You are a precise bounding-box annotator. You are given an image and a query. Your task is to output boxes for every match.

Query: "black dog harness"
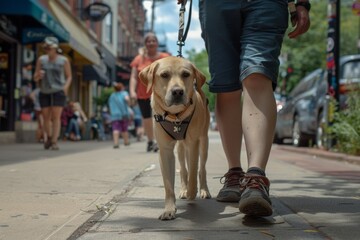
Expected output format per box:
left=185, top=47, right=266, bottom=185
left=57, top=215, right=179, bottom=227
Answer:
left=154, top=110, right=194, bottom=140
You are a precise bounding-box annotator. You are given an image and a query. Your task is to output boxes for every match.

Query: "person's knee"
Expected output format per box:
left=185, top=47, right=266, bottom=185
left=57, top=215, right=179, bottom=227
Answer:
left=243, top=73, right=272, bottom=92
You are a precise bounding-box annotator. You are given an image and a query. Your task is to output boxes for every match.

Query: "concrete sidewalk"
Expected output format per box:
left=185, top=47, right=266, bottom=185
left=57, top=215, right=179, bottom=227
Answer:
left=71, top=131, right=360, bottom=240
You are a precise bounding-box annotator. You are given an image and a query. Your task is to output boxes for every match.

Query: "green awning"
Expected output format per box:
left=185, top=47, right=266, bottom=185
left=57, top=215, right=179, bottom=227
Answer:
left=0, top=0, right=70, bottom=42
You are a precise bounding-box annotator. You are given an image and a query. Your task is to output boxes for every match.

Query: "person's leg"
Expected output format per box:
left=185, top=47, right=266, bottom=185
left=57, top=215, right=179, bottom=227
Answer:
left=138, top=99, right=157, bottom=152
left=242, top=74, right=276, bottom=170
left=216, top=90, right=243, bottom=169
left=72, top=120, right=81, bottom=140
left=111, top=120, right=120, bottom=148
left=50, top=106, right=63, bottom=149
left=120, top=120, right=130, bottom=146
left=239, top=74, right=276, bottom=216
left=65, top=119, right=74, bottom=138
left=42, top=107, right=52, bottom=149
left=215, top=90, right=245, bottom=202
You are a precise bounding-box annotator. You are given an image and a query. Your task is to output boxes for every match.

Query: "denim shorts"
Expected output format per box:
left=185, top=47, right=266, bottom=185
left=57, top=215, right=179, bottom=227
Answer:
left=199, top=0, right=289, bottom=93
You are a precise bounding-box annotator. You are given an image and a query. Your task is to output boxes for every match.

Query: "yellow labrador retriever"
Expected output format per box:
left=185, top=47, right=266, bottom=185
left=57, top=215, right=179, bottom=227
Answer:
left=139, top=56, right=211, bottom=220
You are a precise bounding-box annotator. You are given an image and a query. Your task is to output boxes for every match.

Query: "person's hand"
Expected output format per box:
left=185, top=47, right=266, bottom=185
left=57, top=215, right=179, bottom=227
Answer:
left=130, top=91, right=137, bottom=100
left=288, top=6, right=310, bottom=39
left=34, top=70, right=45, bottom=82
left=63, top=86, right=69, bottom=95
left=177, top=0, right=184, bottom=4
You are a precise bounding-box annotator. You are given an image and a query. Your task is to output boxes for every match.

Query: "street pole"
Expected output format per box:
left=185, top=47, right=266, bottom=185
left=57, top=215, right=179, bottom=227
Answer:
left=326, top=0, right=340, bottom=149
left=151, top=0, right=155, bottom=32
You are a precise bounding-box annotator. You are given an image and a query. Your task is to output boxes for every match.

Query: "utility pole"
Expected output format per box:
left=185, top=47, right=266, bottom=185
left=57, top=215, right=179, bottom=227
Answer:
left=148, top=0, right=165, bottom=32
left=151, top=0, right=155, bottom=32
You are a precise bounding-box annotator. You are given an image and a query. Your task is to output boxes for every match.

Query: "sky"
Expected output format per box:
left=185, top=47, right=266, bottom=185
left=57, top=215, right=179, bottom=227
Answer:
left=142, top=0, right=205, bottom=57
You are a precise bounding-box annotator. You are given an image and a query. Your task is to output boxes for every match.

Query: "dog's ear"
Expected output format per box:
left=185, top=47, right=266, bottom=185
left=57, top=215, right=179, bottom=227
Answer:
left=139, top=62, right=159, bottom=93
left=192, top=64, right=206, bottom=91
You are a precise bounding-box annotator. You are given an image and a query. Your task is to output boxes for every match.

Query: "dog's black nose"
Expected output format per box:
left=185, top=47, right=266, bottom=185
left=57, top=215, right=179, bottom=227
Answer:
left=172, top=88, right=184, bottom=97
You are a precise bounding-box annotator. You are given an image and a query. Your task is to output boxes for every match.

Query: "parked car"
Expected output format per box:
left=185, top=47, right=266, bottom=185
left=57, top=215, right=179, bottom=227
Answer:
left=274, top=54, right=360, bottom=147
left=274, top=92, right=286, bottom=112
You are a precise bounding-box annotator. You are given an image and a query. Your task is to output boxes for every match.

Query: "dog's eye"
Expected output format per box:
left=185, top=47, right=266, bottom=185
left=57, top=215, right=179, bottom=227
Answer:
left=182, top=71, right=190, bottom=78
left=160, top=72, right=169, bottom=78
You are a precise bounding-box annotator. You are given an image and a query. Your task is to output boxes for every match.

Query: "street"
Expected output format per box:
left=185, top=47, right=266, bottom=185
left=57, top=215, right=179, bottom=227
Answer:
left=0, top=131, right=359, bottom=240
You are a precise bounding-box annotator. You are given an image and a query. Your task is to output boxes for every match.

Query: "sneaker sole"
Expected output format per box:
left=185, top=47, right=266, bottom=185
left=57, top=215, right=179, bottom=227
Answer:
left=216, top=191, right=241, bottom=202
left=239, top=197, right=273, bottom=217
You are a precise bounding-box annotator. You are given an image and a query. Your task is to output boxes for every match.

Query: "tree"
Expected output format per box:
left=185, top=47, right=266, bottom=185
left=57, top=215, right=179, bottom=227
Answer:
left=186, top=49, right=216, bottom=111
left=280, top=0, right=359, bottom=94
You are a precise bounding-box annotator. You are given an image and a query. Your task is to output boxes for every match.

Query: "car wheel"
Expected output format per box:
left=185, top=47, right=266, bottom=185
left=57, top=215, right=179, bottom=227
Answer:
left=292, top=115, right=308, bottom=147
left=316, top=111, right=327, bottom=149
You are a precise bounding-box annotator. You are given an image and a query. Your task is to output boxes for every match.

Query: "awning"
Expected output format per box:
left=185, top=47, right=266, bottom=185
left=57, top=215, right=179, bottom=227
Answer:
left=83, top=65, right=109, bottom=86
left=49, top=0, right=100, bottom=65
left=0, top=0, right=70, bottom=42
left=117, top=65, right=131, bottom=81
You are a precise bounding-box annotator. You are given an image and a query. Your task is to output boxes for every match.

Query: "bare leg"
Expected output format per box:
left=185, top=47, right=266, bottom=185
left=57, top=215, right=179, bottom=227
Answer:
left=121, top=131, right=130, bottom=145
left=242, top=74, right=276, bottom=170
left=42, top=107, right=52, bottom=139
left=216, top=90, right=243, bottom=169
left=50, top=106, right=63, bottom=143
left=113, top=130, right=120, bottom=147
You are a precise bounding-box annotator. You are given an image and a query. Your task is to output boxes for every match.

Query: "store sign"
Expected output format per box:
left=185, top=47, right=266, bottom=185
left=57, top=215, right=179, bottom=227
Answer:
left=0, top=15, right=17, bottom=37
left=83, top=2, right=111, bottom=21
left=22, top=28, right=54, bottom=43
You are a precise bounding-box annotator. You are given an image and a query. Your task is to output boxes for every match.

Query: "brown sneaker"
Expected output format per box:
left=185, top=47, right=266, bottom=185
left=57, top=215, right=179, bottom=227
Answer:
left=216, top=168, right=245, bottom=202
left=239, top=174, right=272, bottom=217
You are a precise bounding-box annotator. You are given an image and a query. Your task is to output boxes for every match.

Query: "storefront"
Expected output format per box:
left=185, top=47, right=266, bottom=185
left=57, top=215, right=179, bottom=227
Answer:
left=0, top=0, right=70, bottom=132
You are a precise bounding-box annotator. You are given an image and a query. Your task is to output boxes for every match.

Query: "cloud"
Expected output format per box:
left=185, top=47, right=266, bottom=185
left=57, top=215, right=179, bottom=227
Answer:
left=143, top=0, right=205, bottom=56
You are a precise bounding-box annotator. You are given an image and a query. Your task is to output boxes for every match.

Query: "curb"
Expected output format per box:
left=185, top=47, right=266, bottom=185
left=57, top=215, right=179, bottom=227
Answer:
left=277, top=145, right=360, bottom=165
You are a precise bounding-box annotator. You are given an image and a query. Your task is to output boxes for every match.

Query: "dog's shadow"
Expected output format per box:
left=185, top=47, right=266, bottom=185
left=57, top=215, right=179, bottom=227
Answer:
left=176, top=198, right=234, bottom=223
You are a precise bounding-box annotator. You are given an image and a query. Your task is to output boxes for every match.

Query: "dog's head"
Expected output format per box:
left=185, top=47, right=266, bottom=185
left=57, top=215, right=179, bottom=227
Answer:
left=139, top=56, right=206, bottom=111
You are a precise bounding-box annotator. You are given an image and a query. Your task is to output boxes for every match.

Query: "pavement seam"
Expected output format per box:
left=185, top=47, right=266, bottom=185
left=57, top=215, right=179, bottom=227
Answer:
left=66, top=164, right=150, bottom=240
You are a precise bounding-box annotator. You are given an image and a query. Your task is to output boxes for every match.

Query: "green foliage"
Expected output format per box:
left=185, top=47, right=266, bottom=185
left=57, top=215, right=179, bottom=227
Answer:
left=186, top=49, right=216, bottom=111
left=280, top=0, right=359, bottom=94
left=329, top=89, right=360, bottom=155
left=93, top=87, right=114, bottom=107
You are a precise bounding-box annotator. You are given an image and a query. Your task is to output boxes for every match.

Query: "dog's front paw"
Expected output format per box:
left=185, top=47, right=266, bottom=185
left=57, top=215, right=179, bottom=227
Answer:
left=159, top=209, right=177, bottom=220
left=200, top=189, right=211, bottom=199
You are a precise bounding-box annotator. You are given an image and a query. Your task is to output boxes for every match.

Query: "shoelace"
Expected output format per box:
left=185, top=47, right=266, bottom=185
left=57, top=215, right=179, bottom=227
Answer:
left=219, top=171, right=245, bottom=187
left=240, top=175, right=270, bottom=193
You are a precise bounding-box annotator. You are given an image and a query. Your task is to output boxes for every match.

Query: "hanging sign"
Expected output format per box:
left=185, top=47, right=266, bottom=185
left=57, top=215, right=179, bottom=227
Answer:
left=83, top=2, right=111, bottom=22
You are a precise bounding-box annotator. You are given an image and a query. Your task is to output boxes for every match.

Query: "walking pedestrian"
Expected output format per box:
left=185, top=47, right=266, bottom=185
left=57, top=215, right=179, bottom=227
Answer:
left=176, top=0, right=310, bottom=216
left=129, top=32, right=170, bottom=152
left=33, top=36, right=72, bottom=150
left=108, top=82, right=131, bottom=148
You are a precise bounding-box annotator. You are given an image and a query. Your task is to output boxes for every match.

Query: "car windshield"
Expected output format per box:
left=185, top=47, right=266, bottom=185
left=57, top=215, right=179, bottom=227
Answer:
left=341, top=60, right=360, bottom=83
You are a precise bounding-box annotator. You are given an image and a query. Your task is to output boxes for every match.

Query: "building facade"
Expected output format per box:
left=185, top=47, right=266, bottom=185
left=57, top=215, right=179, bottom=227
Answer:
left=0, top=0, right=147, bottom=142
